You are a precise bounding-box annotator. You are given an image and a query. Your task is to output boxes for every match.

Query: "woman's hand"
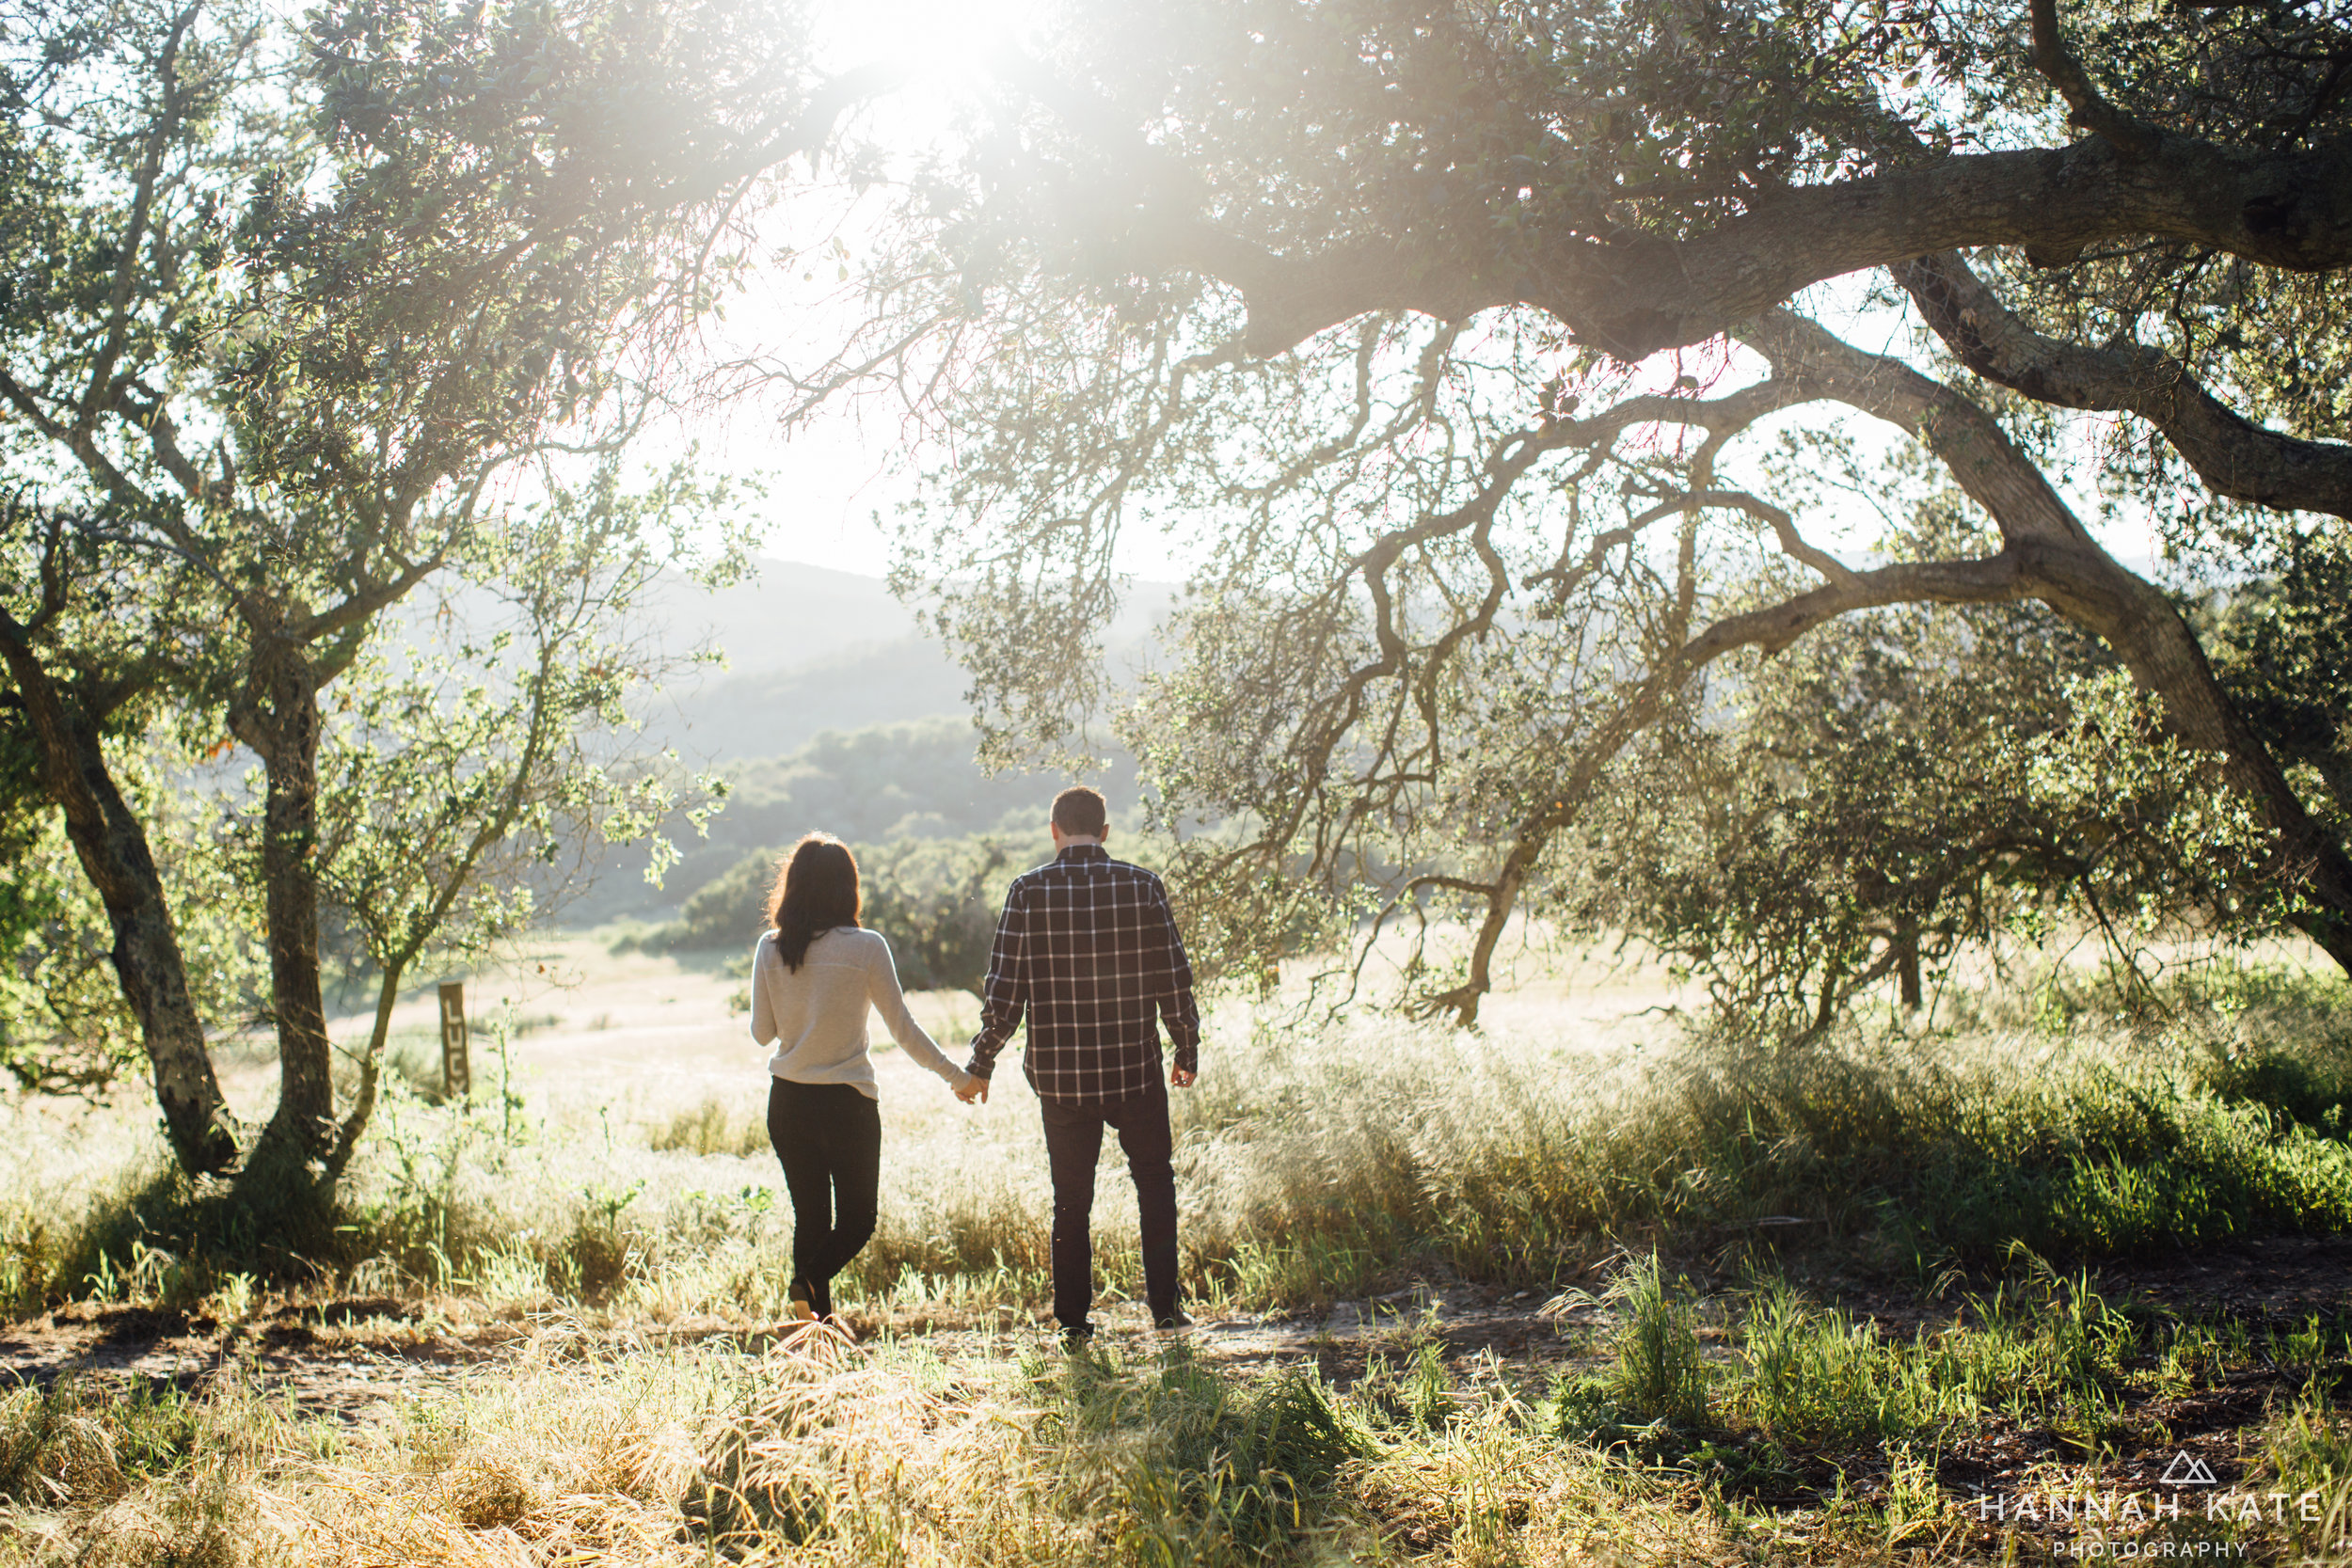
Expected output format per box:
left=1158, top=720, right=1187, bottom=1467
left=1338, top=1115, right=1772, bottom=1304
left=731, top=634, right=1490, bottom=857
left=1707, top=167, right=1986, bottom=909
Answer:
left=954, top=1072, right=988, bottom=1104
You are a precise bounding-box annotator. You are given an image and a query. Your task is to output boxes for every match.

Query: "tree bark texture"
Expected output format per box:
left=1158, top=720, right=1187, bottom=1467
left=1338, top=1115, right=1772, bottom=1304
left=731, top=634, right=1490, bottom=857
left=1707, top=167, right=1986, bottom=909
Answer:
left=0, top=612, right=234, bottom=1173
left=229, top=632, right=336, bottom=1164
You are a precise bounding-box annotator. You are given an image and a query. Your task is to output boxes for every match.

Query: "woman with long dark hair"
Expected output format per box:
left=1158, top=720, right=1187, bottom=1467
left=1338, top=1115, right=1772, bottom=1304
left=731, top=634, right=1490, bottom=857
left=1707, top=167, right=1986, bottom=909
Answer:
left=751, top=832, right=977, bottom=1323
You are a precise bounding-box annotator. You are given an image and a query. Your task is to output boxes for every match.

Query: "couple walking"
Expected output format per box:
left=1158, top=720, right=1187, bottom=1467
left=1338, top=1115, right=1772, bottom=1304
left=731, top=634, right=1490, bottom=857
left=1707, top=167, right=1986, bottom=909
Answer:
left=748, top=785, right=1199, bottom=1344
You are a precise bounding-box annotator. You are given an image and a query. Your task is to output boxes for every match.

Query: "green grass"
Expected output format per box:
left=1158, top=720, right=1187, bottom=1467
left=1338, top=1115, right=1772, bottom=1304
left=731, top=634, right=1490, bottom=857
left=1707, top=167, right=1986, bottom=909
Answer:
left=4, top=1253, right=2352, bottom=1564
left=1727, top=1268, right=2142, bottom=1451
left=6, top=958, right=2352, bottom=1562
left=1600, top=1251, right=1711, bottom=1430
left=6, top=962, right=2352, bottom=1321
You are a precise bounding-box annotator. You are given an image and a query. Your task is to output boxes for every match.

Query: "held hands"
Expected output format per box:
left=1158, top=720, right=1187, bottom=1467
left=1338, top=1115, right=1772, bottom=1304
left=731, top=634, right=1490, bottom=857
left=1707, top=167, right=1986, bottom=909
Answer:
left=952, top=1070, right=1182, bottom=1100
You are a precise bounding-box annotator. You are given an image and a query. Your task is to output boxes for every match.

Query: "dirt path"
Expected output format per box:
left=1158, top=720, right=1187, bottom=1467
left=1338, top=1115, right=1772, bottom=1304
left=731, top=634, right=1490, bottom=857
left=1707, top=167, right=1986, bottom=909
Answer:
left=0, top=1285, right=1570, bottom=1420
left=8, top=1236, right=2348, bottom=1422
left=0, top=1297, right=525, bottom=1420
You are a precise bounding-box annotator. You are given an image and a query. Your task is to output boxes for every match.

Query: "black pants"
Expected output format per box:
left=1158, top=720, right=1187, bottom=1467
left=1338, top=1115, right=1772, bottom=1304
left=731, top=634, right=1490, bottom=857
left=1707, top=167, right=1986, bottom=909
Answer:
left=1041, top=1078, right=1180, bottom=1332
left=766, top=1077, right=881, bottom=1319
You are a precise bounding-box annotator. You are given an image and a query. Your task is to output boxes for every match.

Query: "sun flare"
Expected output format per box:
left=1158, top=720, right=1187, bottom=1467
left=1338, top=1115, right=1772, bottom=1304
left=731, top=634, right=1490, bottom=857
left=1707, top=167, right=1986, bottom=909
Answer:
left=814, top=0, right=1041, bottom=85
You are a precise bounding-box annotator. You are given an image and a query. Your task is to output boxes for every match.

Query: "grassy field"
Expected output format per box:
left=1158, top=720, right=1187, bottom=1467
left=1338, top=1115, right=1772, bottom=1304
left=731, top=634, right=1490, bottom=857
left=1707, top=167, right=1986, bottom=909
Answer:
left=4, top=935, right=2352, bottom=1563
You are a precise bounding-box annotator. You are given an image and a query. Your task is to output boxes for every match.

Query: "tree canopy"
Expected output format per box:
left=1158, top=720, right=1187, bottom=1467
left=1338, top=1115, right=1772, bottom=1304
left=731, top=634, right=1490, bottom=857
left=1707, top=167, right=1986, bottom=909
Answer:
left=783, top=0, right=2352, bottom=1021
left=0, top=0, right=851, bottom=1180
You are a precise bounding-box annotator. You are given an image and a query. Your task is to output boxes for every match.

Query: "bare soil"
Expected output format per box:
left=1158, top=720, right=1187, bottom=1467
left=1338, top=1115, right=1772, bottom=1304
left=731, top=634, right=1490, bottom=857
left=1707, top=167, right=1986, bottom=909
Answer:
left=7, top=1234, right=2345, bottom=1419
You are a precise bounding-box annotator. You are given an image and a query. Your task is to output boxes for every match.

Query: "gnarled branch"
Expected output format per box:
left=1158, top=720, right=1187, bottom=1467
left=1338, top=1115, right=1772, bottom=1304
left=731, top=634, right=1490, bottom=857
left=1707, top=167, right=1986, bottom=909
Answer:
left=1899, top=248, right=2352, bottom=519
left=2027, top=0, right=2163, bottom=161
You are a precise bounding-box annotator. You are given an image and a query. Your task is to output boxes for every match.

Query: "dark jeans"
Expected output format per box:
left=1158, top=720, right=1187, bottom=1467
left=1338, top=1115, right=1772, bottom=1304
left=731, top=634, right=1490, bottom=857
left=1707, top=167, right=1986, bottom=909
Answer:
left=767, top=1077, right=881, bottom=1319
left=1041, top=1078, right=1180, bottom=1332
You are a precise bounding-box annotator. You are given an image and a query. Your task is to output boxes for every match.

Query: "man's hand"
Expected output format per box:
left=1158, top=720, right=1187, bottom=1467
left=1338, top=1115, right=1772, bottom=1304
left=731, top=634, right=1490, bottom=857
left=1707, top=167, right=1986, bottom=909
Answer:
left=1169, top=1067, right=1197, bottom=1089
left=956, top=1075, right=990, bottom=1104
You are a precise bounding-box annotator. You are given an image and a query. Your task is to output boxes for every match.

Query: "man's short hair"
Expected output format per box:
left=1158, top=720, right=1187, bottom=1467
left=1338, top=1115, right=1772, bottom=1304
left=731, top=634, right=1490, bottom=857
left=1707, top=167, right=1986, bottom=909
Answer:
left=1052, top=785, right=1108, bottom=837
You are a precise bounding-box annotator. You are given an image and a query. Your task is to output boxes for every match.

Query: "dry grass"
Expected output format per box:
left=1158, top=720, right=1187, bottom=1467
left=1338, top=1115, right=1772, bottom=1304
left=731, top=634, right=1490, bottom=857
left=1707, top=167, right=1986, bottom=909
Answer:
left=7, top=946, right=2352, bottom=1563
left=0, top=1320, right=1799, bottom=1568
left=12, top=1298, right=2346, bottom=1567
left=8, top=1252, right=2352, bottom=1564
left=8, top=951, right=2352, bottom=1326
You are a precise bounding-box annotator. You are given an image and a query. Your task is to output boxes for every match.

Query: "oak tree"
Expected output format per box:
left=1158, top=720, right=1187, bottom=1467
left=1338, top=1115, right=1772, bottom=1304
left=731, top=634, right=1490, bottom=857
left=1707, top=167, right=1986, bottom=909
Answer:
left=799, top=0, right=2352, bottom=1019
left=0, top=0, right=840, bottom=1178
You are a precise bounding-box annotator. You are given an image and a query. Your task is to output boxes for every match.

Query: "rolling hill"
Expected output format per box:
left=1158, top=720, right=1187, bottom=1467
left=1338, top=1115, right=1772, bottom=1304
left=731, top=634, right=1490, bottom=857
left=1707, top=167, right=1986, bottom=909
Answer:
left=563, top=558, right=1164, bottom=924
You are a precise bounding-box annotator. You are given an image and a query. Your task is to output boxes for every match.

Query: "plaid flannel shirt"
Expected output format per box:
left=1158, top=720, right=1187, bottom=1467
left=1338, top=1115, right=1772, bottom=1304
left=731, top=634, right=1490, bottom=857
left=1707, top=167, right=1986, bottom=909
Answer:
left=964, top=844, right=1201, bottom=1104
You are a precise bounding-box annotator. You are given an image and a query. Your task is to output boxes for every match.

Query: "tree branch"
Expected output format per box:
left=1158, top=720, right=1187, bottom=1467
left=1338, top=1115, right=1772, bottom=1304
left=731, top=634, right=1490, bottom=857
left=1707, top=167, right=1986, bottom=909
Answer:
left=2028, top=0, right=2163, bottom=160
left=79, top=5, right=199, bottom=435
left=1738, top=308, right=2100, bottom=550
left=1898, top=247, right=2352, bottom=519
left=1012, top=82, right=2352, bottom=363
left=109, top=378, right=220, bottom=505
left=1680, top=554, right=2035, bottom=665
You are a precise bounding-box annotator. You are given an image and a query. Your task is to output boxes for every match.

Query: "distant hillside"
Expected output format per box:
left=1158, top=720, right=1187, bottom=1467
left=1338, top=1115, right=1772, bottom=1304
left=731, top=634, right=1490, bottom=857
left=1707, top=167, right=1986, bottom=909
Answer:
left=629, top=556, right=1173, bottom=765
left=645, top=638, right=975, bottom=763
left=563, top=559, right=1167, bottom=924
left=721, top=718, right=1113, bottom=845
left=567, top=713, right=1143, bottom=926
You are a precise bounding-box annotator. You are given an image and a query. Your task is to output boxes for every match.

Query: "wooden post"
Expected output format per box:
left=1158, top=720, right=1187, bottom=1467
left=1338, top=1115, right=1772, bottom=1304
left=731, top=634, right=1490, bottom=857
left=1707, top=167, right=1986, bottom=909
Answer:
left=437, top=981, right=470, bottom=1097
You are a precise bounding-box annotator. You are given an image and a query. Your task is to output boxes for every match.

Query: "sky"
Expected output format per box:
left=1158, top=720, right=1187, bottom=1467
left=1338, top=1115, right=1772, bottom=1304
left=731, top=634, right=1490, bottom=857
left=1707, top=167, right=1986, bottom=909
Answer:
left=658, top=0, right=1043, bottom=578
left=234, top=0, right=1039, bottom=578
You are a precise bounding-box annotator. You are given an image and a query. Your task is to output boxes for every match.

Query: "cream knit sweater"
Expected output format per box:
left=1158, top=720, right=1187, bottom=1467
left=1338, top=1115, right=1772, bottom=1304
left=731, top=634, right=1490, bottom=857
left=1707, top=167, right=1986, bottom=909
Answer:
left=749, top=926, right=972, bottom=1099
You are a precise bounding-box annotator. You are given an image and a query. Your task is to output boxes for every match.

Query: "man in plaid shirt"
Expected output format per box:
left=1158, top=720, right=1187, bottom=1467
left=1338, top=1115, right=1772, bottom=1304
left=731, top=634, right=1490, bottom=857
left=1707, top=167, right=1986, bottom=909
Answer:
left=958, top=785, right=1200, bottom=1341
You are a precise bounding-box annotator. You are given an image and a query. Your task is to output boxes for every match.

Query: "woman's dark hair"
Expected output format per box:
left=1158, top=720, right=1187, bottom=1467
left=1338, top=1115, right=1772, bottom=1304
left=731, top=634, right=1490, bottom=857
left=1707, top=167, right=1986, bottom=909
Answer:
left=768, top=833, right=861, bottom=971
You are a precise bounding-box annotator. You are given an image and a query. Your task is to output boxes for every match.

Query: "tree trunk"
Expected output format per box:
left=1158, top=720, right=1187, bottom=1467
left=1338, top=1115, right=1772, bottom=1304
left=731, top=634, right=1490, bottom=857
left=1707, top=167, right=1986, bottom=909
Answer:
left=1811, top=961, right=1843, bottom=1036
left=324, top=962, right=405, bottom=1181
left=0, top=616, right=234, bottom=1174
left=2027, top=540, right=2352, bottom=974
left=1894, top=919, right=1923, bottom=1012
left=230, top=639, right=337, bottom=1165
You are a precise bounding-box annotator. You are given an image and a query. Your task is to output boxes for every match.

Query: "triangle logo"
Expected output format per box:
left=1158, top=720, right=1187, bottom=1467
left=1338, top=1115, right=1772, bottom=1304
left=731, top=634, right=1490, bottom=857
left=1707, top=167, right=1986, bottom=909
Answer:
left=2160, top=1451, right=2217, bottom=1487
